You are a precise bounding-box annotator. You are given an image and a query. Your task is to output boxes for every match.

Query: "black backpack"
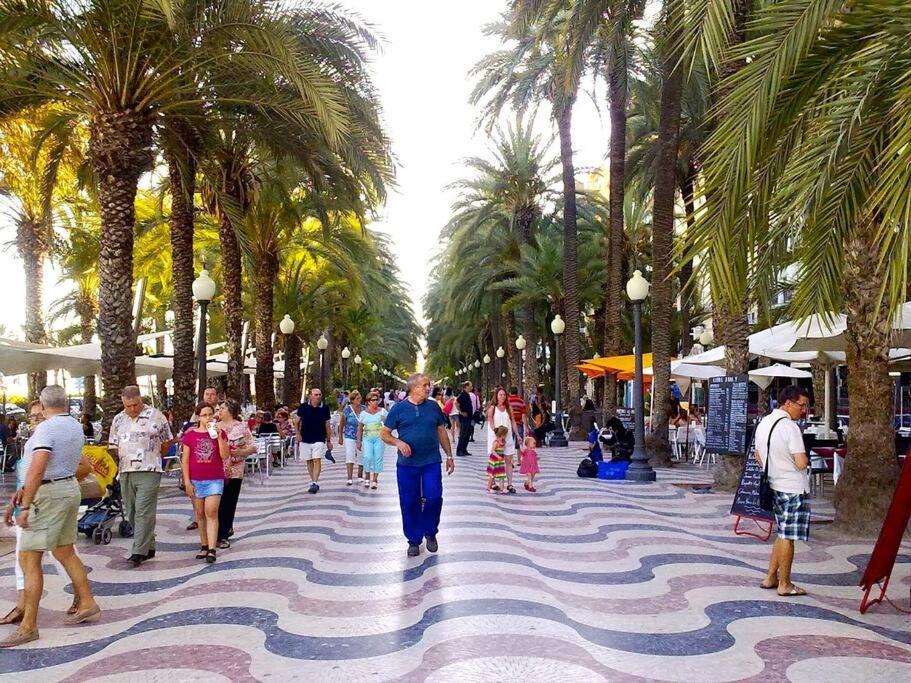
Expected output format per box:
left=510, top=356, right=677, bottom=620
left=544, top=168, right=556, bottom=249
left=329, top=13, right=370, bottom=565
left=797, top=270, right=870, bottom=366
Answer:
left=577, top=458, right=598, bottom=478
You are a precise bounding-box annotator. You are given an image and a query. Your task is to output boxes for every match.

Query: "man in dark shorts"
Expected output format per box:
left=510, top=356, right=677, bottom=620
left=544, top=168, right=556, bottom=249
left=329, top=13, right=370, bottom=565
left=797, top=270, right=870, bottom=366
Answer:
left=382, top=373, right=454, bottom=557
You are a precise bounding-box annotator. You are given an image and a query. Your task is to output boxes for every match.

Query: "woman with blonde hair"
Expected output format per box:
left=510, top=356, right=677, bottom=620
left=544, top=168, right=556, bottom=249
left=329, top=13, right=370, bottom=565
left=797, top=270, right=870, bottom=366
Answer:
left=486, top=387, right=520, bottom=494
left=339, top=390, right=364, bottom=486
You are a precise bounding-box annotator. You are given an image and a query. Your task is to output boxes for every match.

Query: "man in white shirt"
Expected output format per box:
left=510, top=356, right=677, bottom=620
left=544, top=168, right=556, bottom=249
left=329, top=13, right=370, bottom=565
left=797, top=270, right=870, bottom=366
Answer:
left=754, top=385, right=810, bottom=597
left=109, top=386, right=174, bottom=567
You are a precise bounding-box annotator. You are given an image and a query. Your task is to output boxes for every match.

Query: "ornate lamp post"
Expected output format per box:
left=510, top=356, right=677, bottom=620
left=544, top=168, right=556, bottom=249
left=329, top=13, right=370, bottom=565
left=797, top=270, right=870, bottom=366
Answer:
left=316, top=334, right=329, bottom=390
left=279, top=314, right=295, bottom=405
left=371, top=362, right=378, bottom=389
left=625, top=269, right=656, bottom=482
left=354, top=354, right=362, bottom=392
left=550, top=314, right=568, bottom=447
left=496, top=346, right=505, bottom=384
left=474, top=359, right=481, bottom=393
left=192, top=270, right=216, bottom=402
left=341, top=346, right=351, bottom=388
left=483, top=353, right=491, bottom=395
left=515, top=335, right=527, bottom=397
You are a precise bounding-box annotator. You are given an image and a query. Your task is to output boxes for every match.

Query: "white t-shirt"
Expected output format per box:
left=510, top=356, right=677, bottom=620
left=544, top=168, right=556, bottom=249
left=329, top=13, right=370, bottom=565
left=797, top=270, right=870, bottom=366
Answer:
left=754, top=408, right=809, bottom=494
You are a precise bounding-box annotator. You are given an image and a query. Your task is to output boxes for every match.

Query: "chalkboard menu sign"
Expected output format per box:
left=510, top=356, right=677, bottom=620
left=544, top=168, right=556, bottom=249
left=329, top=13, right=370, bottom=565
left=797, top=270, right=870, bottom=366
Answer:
left=615, top=408, right=635, bottom=430
left=705, top=375, right=749, bottom=455
left=730, top=453, right=775, bottom=522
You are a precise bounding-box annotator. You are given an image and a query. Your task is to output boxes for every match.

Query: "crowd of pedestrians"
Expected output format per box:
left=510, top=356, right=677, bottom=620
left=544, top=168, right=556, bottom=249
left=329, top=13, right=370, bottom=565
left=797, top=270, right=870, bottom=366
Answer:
left=0, top=375, right=557, bottom=648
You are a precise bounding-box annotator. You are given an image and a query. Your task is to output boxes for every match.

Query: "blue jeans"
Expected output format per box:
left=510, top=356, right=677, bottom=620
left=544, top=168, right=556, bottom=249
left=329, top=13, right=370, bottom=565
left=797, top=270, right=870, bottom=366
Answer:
left=396, top=462, right=443, bottom=545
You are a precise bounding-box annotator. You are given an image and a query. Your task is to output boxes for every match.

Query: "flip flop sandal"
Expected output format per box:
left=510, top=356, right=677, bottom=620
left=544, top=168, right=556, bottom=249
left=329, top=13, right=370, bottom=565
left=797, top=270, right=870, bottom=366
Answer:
left=67, top=596, right=80, bottom=615
left=195, top=545, right=209, bottom=560
left=759, top=581, right=778, bottom=590
left=778, top=585, right=807, bottom=597
left=0, top=607, right=23, bottom=625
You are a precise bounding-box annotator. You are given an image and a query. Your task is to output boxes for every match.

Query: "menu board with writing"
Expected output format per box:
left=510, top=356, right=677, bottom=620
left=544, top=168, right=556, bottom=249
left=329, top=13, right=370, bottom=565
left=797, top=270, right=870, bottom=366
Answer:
left=730, top=451, right=775, bottom=522
left=705, top=375, right=749, bottom=456
left=614, top=408, right=635, bottom=430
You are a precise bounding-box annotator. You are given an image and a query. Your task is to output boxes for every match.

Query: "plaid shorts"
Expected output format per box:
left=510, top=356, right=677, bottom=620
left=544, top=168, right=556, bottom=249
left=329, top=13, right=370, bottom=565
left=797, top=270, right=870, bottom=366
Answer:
left=773, top=491, right=811, bottom=541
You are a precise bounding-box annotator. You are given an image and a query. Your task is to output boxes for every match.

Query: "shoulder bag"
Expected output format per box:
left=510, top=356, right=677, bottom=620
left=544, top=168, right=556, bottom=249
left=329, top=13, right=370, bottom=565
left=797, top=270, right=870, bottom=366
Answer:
left=759, top=417, right=788, bottom=512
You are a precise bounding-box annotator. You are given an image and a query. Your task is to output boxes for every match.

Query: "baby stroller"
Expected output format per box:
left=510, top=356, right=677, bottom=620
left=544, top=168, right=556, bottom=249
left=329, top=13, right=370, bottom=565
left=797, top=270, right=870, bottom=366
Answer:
left=78, top=477, right=131, bottom=545
left=599, top=417, right=634, bottom=462
left=77, top=445, right=132, bottom=545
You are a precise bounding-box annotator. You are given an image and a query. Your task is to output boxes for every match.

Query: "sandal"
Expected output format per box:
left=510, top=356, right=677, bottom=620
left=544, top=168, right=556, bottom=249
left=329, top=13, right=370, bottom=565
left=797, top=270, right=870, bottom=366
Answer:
left=195, top=545, right=209, bottom=560
left=217, top=539, right=230, bottom=549
left=0, top=607, right=23, bottom=625
left=205, top=549, right=217, bottom=564
left=67, top=596, right=80, bottom=615
left=506, top=485, right=517, bottom=494
left=759, top=580, right=778, bottom=590
left=777, top=585, right=807, bottom=597
left=492, top=485, right=501, bottom=492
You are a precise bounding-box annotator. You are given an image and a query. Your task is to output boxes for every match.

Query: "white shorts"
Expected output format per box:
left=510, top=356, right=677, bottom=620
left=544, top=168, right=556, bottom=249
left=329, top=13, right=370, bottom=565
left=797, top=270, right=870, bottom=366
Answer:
left=299, top=441, right=327, bottom=461
left=344, top=438, right=361, bottom=465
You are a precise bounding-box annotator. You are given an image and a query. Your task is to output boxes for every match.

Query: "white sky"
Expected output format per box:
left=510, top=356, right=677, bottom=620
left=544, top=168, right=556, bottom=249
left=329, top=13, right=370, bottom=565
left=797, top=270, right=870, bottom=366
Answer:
left=0, top=0, right=610, bottom=342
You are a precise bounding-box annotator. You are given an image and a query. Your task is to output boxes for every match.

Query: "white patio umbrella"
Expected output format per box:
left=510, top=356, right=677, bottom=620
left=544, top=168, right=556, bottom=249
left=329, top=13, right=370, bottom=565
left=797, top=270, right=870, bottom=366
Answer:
left=748, top=363, right=812, bottom=389
left=788, top=302, right=911, bottom=352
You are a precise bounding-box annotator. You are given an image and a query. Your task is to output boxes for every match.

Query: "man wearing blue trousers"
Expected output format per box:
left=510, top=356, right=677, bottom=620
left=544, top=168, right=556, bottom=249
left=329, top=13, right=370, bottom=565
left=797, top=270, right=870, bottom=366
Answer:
left=382, top=373, right=454, bottom=557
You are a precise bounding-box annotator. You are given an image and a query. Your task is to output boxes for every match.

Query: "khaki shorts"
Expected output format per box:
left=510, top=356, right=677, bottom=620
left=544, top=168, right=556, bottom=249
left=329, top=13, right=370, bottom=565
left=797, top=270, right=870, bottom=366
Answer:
left=299, top=441, right=327, bottom=461
left=20, top=478, right=80, bottom=552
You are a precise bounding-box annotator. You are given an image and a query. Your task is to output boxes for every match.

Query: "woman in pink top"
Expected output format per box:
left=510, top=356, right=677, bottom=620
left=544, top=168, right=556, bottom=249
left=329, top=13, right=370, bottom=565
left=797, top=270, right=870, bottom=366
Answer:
left=181, top=403, right=229, bottom=563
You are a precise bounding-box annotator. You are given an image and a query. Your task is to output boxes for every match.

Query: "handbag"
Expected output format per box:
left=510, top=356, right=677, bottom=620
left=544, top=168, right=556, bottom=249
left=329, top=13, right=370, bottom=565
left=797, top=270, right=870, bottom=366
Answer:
left=759, top=417, right=788, bottom=512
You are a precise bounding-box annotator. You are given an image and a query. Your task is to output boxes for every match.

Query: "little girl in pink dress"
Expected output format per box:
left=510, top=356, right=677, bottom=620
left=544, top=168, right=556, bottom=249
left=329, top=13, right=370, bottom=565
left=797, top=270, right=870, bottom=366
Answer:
left=519, top=436, right=540, bottom=492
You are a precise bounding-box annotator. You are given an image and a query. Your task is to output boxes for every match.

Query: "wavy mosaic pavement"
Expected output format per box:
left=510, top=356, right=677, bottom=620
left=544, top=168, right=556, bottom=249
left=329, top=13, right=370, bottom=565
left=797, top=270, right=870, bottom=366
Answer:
left=1, top=439, right=910, bottom=682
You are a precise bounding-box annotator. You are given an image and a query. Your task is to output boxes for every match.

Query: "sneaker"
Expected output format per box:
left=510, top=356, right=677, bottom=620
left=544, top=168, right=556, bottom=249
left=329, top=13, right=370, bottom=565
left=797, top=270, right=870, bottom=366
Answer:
left=346, top=479, right=353, bottom=486
left=371, top=482, right=377, bottom=489
left=364, top=479, right=371, bottom=488
left=407, top=543, right=421, bottom=557
left=308, top=482, right=319, bottom=494
left=426, top=536, right=438, bottom=553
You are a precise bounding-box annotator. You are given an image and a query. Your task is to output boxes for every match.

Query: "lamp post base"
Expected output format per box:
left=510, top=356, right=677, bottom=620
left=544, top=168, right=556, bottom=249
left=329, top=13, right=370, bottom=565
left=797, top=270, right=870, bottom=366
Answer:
left=549, top=411, right=568, bottom=447
left=625, top=444, right=657, bottom=481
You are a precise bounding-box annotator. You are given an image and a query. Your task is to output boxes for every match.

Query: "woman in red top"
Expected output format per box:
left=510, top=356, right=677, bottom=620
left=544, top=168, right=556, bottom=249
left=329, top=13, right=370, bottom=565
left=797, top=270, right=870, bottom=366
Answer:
left=181, top=403, right=229, bottom=563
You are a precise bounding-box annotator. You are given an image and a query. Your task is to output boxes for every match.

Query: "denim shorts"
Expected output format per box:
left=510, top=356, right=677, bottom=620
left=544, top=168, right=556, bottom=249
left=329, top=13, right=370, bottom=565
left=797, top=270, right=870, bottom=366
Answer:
left=192, top=479, right=225, bottom=498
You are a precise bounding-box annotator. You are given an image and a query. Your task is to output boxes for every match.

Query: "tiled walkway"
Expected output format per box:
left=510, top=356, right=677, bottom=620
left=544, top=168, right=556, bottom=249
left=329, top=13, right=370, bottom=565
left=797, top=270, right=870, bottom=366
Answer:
left=1, top=440, right=910, bottom=681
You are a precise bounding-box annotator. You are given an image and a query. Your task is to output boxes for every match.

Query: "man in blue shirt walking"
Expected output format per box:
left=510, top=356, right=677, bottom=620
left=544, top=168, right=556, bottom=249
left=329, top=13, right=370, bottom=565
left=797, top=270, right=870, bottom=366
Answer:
left=382, top=373, right=454, bottom=557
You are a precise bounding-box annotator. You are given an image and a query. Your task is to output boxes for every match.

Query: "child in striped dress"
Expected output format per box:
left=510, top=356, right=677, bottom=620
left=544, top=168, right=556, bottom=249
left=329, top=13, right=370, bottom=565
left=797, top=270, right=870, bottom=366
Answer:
left=486, top=426, right=509, bottom=493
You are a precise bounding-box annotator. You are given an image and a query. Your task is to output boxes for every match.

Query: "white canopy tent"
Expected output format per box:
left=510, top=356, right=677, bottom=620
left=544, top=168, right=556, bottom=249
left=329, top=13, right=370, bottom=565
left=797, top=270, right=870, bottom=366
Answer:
left=748, top=363, right=813, bottom=390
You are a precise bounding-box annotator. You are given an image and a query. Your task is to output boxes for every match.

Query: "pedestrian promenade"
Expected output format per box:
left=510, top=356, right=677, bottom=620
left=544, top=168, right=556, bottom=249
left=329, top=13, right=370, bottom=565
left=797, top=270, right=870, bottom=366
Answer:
left=1, top=441, right=910, bottom=681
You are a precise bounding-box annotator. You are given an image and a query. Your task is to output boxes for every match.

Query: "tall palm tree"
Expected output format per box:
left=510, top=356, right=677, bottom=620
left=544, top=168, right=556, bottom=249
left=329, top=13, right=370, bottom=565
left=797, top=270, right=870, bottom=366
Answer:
left=0, top=111, right=80, bottom=396
left=688, top=0, right=911, bottom=532
left=471, top=12, right=585, bottom=409
left=0, top=0, right=358, bottom=434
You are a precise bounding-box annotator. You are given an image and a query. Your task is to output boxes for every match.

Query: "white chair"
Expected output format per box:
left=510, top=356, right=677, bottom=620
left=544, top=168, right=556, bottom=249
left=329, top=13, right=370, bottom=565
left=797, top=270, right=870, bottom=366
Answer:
left=692, top=427, right=714, bottom=467
left=259, top=433, right=282, bottom=473
left=248, top=436, right=274, bottom=485
left=669, top=427, right=682, bottom=461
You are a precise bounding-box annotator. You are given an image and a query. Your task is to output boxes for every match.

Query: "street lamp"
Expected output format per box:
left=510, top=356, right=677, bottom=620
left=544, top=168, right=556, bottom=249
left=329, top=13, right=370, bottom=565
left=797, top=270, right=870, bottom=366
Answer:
left=496, top=346, right=505, bottom=386
left=279, top=314, right=295, bottom=405
left=354, top=353, right=362, bottom=391
left=625, top=269, right=656, bottom=482
left=316, top=334, right=329, bottom=389
left=192, top=269, right=216, bottom=402
left=516, top=334, right=527, bottom=397
left=483, top=353, right=491, bottom=395
left=341, top=346, right=351, bottom=388
left=550, top=314, right=568, bottom=447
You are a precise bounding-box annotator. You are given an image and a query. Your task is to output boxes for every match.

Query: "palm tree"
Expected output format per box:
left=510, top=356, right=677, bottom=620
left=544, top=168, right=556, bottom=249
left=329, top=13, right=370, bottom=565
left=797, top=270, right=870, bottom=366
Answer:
left=471, top=12, right=585, bottom=410
left=0, top=111, right=80, bottom=396
left=688, top=0, right=911, bottom=532
left=0, top=0, right=364, bottom=433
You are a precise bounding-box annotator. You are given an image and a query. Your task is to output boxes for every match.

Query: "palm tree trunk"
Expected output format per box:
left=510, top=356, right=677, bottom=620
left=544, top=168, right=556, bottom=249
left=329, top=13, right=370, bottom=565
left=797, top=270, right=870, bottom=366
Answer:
left=649, top=2, right=685, bottom=467
left=89, top=111, right=152, bottom=440
left=285, top=333, right=302, bottom=405
left=679, top=170, right=697, bottom=356
left=17, top=218, right=49, bottom=399
left=604, top=63, right=628, bottom=418
left=77, top=297, right=97, bottom=417
left=712, top=298, right=752, bottom=489
left=504, top=312, right=519, bottom=389
left=166, top=147, right=197, bottom=429
left=556, top=104, right=582, bottom=417
left=254, top=251, right=278, bottom=410
left=834, top=222, right=900, bottom=534
left=218, top=212, right=244, bottom=401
